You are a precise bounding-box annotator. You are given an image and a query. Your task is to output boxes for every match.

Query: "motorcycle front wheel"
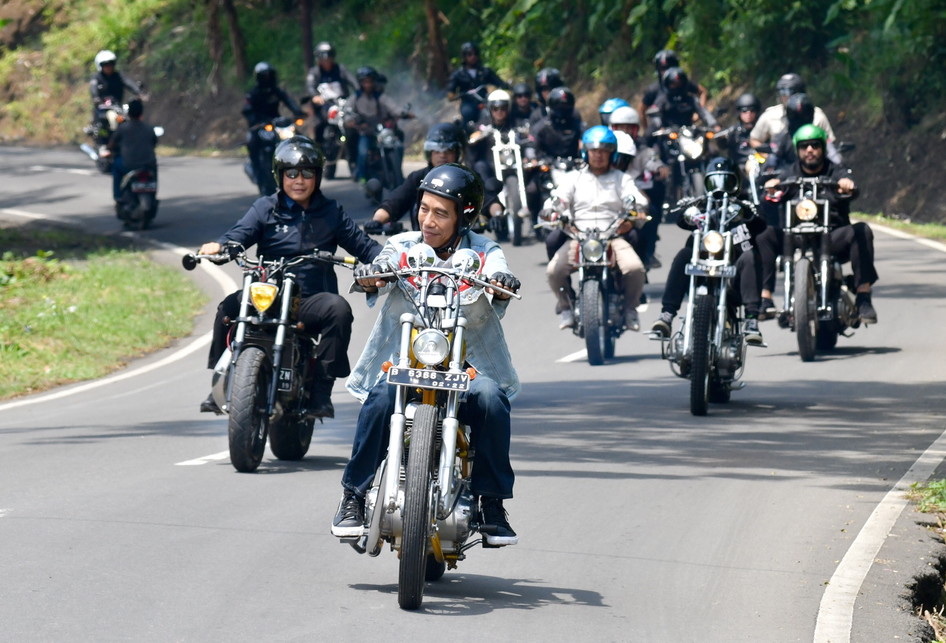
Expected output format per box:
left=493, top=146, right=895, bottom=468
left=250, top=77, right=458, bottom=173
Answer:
left=268, top=415, right=314, bottom=461
left=503, top=175, right=523, bottom=247
left=793, top=258, right=817, bottom=362
left=398, top=403, right=438, bottom=610
left=581, top=280, right=612, bottom=366
left=689, top=293, right=715, bottom=416
left=227, top=346, right=271, bottom=472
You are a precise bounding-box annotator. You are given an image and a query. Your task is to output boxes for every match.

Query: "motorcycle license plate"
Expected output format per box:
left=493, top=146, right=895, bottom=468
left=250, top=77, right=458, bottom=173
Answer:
left=278, top=368, right=292, bottom=391
left=386, top=367, right=470, bottom=391
left=685, top=263, right=736, bottom=278
left=131, top=182, right=157, bottom=192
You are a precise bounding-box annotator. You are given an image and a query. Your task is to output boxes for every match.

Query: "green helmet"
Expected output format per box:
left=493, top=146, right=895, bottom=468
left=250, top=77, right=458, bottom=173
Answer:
left=792, top=124, right=826, bottom=149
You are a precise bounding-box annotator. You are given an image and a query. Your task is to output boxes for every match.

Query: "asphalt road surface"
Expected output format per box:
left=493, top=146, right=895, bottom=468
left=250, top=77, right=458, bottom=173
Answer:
left=1, top=146, right=945, bottom=641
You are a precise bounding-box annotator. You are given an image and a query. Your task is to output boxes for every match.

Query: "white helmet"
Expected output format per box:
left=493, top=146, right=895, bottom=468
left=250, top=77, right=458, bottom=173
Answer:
left=487, top=89, right=511, bottom=110
left=94, top=50, right=117, bottom=70
left=613, top=130, right=637, bottom=158
left=609, top=105, right=641, bottom=127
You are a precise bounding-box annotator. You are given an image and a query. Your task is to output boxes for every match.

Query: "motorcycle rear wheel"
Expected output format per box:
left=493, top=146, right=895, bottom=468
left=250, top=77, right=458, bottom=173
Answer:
left=794, top=258, right=817, bottom=362
left=399, top=403, right=438, bottom=610
left=581, top=280, right=611, bottom=366
left=228, top=346, right=271, bottom=473
left=689, top=293, right=715, bottom=416
left=269, top=416, right=314, bottom=461
left=504, top=175, right=523, bottom=247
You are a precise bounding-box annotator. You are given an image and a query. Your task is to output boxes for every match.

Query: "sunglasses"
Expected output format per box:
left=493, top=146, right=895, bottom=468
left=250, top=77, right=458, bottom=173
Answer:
left=284, top=168, right=316, bottom=179
left=490, top=105, right=509, bottom=111
left=738, top=106, right=757, bottom=113
left=797, top=141, right=823, bottom=150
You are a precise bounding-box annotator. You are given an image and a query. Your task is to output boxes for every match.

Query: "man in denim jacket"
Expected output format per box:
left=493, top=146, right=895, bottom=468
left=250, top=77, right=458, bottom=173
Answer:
left=331, top=163, right=522, bottom=546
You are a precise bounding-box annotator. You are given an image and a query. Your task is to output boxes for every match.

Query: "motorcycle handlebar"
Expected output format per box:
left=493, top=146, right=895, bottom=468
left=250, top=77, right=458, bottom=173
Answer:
left=182, top=249, right=356, bottom=271
left=362, top=266, right=522, bottom=300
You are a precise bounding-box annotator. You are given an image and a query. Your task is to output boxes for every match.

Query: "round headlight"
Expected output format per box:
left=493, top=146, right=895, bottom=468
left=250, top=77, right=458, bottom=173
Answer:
left=412, top=329, right=450, bottom=366
left=581, top=239, right=605, bottom=262
left=702, top=230, right=724, bottom=255
left=249, top=282, right=278, bottom=313
left=795, top=199, right=818, bottom=222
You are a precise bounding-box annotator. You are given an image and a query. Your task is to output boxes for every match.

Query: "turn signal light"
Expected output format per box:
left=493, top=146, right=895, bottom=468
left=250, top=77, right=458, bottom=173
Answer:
left=264, top=124, right=274, bottom=132
left=466, top=367, right=477, bottom=380
left=295, top=118, right=305, bottom=127
left=381, top=361, right=393, bottom=373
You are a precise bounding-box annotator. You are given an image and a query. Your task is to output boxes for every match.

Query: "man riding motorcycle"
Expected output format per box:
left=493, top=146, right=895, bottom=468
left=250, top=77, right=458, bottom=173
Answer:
left=304, top=41, right=358, bottom=148
left=366, top=122, right=464, bottom=232
left=350, top=66, right=409, bottom=184
left=749, top=73, right=836, bottom=150
left=107, top=98, right=157, bottom=216
left=545, top=126, right=649, bottom=331
left=88, top=49, right=143, bottom=145
left=446, top=41, right=509, bottom=130
left=197, top=136, right=381, bottom=417
left=333, top=163, right=521, bottom=546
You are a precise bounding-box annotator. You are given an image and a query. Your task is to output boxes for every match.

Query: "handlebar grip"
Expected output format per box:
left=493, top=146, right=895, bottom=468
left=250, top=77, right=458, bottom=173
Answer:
left=182, top=254, right=198, bottom=271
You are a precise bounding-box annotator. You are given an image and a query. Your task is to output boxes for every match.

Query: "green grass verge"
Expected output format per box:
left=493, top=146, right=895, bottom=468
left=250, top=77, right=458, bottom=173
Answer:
left=854, top=212, right=946, bottom=242
left=0, top=228, right=206, bottom=400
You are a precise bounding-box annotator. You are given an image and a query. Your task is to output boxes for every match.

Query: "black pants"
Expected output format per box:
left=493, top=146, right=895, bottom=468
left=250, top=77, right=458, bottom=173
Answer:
left=660, top=240, right=761, bottom=317
left=207, top=290, right=354, bottom=379
left=755, top=222, right=879, bottom=293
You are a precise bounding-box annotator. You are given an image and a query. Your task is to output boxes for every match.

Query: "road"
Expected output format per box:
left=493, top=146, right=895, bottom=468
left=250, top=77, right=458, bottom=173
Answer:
left=1, top=146, right=945, bottom=641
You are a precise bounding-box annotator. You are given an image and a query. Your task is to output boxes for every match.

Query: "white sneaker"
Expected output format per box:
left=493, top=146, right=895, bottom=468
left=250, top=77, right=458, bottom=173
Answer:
left=558, top=310, right=575, bottom=330
left=625, top=309, right=640, bottom=332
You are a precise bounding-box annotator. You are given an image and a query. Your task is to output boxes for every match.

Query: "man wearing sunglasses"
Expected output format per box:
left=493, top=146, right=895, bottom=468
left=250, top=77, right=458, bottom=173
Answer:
left=197, top=136, right=382, bottom=417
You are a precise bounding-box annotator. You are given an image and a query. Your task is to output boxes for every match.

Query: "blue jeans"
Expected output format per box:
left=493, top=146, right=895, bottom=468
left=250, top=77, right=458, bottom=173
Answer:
left=341, top=376, right=515, bottom=499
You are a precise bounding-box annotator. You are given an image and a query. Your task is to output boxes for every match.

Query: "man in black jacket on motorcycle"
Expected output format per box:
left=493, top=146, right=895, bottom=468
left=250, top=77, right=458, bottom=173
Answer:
left=650, top=158, right=768, bottom=345
left=107, top=98, right=157, bottom=214
left=89, top=49, right=143, bottom=145
left=446, top=42, right=509, bottom=131
left=760, top=124, right=878, bottom=323
left=198, top=136, right=382, bottom=418
left=365, top=122, right=464, bottom=233
left=304, top=41, right=358, bottom=145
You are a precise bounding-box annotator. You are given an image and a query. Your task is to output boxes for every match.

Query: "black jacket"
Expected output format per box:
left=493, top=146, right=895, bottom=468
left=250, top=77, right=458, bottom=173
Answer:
left=217, top=192, right=382, bottom=296
left=109, top=119, right=157, bottom=170
left=241, top=86, right=303, bottom=127
left=776, top=159, right=858, bottom=229
left=447, top=66, right=508, bottom=105
left=378, top=166, right=429, bottom=230
left=89, top=71, right=141, bottom=105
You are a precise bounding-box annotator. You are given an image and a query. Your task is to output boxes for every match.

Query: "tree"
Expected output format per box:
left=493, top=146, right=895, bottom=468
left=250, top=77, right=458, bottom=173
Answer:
left=424, top=0, right=449, bottom=88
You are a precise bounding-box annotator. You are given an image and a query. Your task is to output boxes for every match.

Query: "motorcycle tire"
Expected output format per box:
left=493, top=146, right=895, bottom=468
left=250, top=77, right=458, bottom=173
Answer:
left=793, top=258, right=818, bottom=362
left=425, top=554, right=446, bottom=582
left=816, top=321, right=839, bottom=350
left=322, top=133, right=339, bottom=180
left=227, top=346, right=271, bottom=473
left=268, top=416, right=314, bottom=461
left=135, top=193, right=155, bottom=231
left=689, top=293, right=715, bottom=416
left=399, top=403, right=438, bottom=611
left=503, top=175, right=524, bottom=247
left=581, top=280, right=612, bottom=366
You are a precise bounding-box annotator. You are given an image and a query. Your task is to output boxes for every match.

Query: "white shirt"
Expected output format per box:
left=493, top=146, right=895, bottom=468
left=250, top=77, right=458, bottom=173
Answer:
left=750, top=103, right=836, bottom=143
left=549, top=166, right=649, bottom=232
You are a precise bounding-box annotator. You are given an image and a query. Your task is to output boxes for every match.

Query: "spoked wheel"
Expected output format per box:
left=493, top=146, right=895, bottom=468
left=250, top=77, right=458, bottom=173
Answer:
left=268, top=416, right=314, bottom=461
left=398, top=404, right=438, bottom=610
left=504, top=175, right=524, bottom=247
left=689, top=293, right=715, bottom=416
left=793, top=258, right=817, bottom=362
left=227, top=346, right=271, bottom=472
left=581, top=280, right=610, bottom=366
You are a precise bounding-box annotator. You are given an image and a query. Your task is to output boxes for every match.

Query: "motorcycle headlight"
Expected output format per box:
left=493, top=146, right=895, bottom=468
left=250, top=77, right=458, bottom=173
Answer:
left=250, top=282, right=278, bottom=314
left=412, top=329, right=450, bottom=366
left=582, top=238, right=605, bottom=263
left=680, top=136, right=704, bottom=159
left=702, top=230, right=724, bottom=255
left=795, top=199, right=818, bottom=222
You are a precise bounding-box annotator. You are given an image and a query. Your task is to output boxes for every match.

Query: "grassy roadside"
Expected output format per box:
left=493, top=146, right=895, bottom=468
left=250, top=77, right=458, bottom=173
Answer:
left=0, top=224, right=206, bottom=400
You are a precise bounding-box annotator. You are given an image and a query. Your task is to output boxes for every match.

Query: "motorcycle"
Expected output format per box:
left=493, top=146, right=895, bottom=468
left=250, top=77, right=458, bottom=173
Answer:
left=80, top=99, right=127, bottom=173
left=547, top=199, right=647, bottom=365
left=182, top=243, right=356, bottom=473
left=775, top=176, right=861, bottom=361
left=244, top=115, right=306, bottom=195
left=651, top=125, right=714, bottom=213
left=314, top=81, right=352, bottom=180
left=469, top=125, right=532, bottom=246
left=340, top=243, right=519, bottom=611
left=654, top=194, right=757, bottom=416
left=363, top=107, right=412, bottom=205
left=116, top=165, right=159, bottom=230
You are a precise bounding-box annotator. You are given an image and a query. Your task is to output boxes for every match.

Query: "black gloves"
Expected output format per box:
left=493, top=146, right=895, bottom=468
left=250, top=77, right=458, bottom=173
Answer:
left=490, top=271, right=520, bottom=294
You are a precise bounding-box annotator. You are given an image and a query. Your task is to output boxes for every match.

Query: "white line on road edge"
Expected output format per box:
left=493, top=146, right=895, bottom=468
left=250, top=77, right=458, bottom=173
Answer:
left=556, top=349, right=588, bottom=363
left=0, top=208, right=239, bottom=412
left=175, top=450, right=231, bottom=466
left=814, top=221, right=946, bottom=643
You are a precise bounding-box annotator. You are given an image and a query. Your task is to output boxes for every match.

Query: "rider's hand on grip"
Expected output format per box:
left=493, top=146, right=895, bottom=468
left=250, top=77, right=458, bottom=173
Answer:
left=488, top=272, right=520, bottom=300
left=354, top=262, right=391, bottom=292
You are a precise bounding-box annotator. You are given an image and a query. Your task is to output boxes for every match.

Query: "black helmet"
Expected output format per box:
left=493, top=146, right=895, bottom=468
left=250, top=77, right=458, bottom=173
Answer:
left=272, top=136, right=325, bottom=190
left=535, top=67, right=563, bottom=95
left=356, top=65, right=378, bottom=82
left=548, top=86, right=575, bottom=111
left=461, top=41, right=479, bottom=57
left=654, top=49, right=679, bottom=74
left=512, top=82, right=531, bottom=99
left=417, top=163, right=484, bottom=238
left=662, top=67, right=688, bottom=95
left=703, top=157, right=740, bottom=195
left=315, top=41, right=335, bottom=59
left=785, top=92, right=815, bottom=135
left=734, top=92, right=761, bottom=113
left=423, top=122, right=464, bottom=164
left=776, top=72, right=805, bottom=97
left=254, top=61, right=277, bottom=88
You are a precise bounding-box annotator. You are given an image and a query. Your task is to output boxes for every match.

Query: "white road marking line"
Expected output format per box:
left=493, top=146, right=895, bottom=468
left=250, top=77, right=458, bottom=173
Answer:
left=557, top=349, right=588, bottom=363
left=28, top=164, right=97, bottom=176
left=175, top=451, right=231, bottom=466
left=814, top=428, right=946, bottom=642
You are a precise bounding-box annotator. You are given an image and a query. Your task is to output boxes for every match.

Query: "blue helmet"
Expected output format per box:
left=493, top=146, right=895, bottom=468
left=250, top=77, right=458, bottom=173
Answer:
left=598, top=97, right=630, bottom=125
left=581, top=125, right=618, bottom=164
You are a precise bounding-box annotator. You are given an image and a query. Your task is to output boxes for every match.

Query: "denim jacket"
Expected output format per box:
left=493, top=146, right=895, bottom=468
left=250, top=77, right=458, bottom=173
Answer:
left=346, top=230, right=520, bottom=402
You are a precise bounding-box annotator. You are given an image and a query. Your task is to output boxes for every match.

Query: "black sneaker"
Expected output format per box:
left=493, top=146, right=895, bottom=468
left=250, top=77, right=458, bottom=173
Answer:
left=856, top=293, right=878, bottom=324
left=479, top=497, right=518, bottom=546
left=650, top=311, right=674, bottom=338
left=308, top=379, right=335, bottom=419
left=199, top=393, right=223, bottom=415
left=759, top=298, right=776, bottom=321
left=744, top=318, right=764, bottom=346
left=331, top=490, right=365, bottom=538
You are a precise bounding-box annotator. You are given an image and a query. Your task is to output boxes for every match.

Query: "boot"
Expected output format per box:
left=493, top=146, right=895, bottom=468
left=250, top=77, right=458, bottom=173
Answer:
left=308, top=377, right=335, bottom=419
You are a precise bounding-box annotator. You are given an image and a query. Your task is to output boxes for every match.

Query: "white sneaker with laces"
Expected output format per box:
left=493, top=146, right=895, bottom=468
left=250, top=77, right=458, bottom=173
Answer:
left=558, top=309, right=575, bottom=330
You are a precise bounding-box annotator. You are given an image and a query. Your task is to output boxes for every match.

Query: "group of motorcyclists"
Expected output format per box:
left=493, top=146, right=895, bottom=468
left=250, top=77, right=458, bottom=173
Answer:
left=84, top=39, right=881, bottom=592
